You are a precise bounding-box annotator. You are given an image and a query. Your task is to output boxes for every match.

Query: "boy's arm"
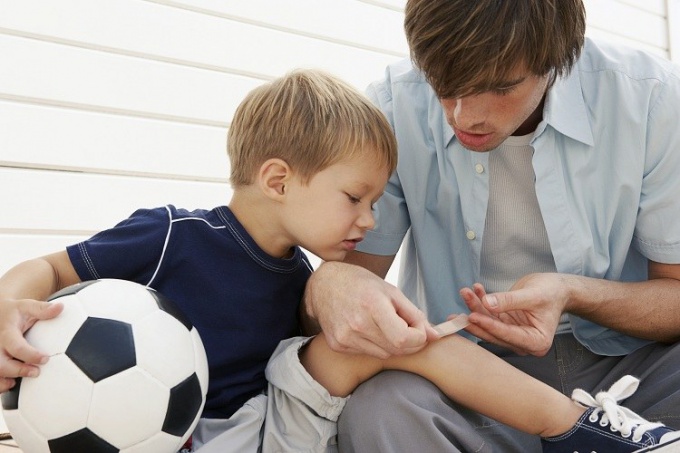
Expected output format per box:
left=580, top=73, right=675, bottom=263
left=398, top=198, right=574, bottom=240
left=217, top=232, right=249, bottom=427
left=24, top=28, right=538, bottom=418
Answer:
left=0, top=251, right=80, bottom=391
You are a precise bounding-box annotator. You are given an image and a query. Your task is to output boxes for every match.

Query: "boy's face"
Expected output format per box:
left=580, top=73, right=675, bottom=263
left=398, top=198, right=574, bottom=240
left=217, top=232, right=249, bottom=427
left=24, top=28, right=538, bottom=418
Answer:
left=440, top=68, right=550, bottom=152
left=282, top=151, right=389, bottom=262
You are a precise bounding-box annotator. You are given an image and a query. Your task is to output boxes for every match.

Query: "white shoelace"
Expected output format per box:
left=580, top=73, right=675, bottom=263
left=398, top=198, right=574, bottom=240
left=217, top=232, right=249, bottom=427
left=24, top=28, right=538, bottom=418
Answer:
left=571, top=375, right=664, bottom=443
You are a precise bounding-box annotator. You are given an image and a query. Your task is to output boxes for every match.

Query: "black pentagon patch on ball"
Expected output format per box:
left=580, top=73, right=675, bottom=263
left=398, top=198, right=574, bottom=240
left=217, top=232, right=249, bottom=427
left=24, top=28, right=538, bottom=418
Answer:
left=0, top=377, right=21, bottom=410
left=149, top=290, right=192, bottom=331
left=162, top=373, right=203, bottom=436
left=48, top=428, right=119, bottom=453
left=66, top=317, right=136, bottom=382
left=47, top=280, right=99, bottom=302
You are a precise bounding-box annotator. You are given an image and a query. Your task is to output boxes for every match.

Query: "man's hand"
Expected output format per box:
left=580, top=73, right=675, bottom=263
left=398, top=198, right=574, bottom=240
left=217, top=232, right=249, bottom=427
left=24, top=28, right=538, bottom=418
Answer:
left=0, top=299, right=63, bottom=392
left=460, top=273, right=569, bottom=356
left=305, top=262, right=438, bottom=359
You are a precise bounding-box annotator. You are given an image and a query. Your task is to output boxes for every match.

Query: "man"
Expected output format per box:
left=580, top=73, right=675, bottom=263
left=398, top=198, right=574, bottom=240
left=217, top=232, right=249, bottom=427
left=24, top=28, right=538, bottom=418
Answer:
left=303, top=0, right=680, bottom=451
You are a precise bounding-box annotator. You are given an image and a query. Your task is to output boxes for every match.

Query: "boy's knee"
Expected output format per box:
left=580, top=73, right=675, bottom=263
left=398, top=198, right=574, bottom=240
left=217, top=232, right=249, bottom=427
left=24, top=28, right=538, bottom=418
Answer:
left=339, top=370, right=444, bottom=423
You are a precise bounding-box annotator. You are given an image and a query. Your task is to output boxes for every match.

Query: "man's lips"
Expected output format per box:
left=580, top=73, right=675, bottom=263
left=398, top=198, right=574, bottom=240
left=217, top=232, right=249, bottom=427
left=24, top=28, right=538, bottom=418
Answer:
left=454, top=128, right=494, bottom=149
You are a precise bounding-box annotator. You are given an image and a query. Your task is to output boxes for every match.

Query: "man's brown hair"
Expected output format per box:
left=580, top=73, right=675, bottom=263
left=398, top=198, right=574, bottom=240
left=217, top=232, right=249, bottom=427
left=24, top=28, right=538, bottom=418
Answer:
left=228, top=69, right=397, bottom=187
left=404, top=0, right=586, bottom=98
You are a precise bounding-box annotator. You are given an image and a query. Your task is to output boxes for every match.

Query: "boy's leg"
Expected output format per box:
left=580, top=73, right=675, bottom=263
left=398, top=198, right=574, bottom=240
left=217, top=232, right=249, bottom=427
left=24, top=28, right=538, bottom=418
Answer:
left=263, top=336, right=348, bottom=453
left=337, top=334, right=680, bottom=453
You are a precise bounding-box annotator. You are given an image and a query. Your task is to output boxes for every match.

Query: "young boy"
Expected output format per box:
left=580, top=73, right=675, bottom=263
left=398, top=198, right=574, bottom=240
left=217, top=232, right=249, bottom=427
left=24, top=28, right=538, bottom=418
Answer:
left=0, top=70, right=677, bottom=453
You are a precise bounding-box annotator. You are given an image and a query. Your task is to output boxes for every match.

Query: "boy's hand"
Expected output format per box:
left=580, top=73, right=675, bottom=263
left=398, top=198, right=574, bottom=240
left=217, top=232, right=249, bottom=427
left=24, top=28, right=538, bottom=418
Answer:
left=0, top=299, right=63, bottom=392
left=305, top=262, right=438, bottom=359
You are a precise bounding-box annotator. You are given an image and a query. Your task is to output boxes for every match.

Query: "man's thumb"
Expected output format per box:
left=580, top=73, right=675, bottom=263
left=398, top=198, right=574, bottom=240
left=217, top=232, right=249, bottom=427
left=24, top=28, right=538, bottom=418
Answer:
left=482, top=293, right=513, bottom=313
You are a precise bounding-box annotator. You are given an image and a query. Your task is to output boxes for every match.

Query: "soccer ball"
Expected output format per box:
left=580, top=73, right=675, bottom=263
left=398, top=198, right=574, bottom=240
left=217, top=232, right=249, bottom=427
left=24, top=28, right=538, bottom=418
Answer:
left=1, top=279, right=209, bottom=453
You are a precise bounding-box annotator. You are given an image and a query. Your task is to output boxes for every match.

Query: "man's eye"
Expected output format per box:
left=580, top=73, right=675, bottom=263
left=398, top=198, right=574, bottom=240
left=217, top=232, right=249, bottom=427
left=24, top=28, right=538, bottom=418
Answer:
left=491, top=86, right=515, bottom=96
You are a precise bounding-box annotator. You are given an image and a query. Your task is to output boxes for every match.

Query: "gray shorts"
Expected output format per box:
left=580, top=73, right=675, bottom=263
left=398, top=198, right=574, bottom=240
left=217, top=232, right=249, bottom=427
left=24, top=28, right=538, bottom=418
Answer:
left=193, top=336, right=347, bottom=453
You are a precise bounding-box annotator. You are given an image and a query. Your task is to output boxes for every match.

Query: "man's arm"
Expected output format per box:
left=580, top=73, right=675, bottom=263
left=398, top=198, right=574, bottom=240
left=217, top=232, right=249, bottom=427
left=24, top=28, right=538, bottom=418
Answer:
left=566, top=260, right=680, bottom=341
left=464, top=260, right=680, bottom=356
left=302, top=251, right=438, bottom=358
left=300, top=251, right=393, bottom=336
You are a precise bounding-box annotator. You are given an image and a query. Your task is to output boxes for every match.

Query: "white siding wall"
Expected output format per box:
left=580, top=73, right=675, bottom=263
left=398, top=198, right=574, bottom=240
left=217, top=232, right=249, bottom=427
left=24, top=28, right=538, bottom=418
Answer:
left=0, top=0, right=676, bottom=280
left=0, top=0, right=408, bottom=276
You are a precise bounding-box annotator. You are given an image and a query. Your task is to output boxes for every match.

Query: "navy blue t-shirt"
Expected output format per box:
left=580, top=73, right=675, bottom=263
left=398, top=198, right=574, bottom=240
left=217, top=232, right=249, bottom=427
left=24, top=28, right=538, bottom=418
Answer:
left=67, top=205, right=312, bottom=419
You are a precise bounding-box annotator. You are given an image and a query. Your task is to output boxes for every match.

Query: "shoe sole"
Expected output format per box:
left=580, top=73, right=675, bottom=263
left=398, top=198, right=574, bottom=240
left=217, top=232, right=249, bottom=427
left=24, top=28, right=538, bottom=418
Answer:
left=635, top=435, right=680, bottom=452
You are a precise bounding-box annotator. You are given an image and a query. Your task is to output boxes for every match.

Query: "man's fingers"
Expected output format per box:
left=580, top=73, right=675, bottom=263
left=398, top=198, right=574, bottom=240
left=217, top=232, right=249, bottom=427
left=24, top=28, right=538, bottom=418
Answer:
left=325, top=333, right=392, bottom=359
left=482, top=289, right=534, bottom=314
left=463, top=321, right=520, bottom=353
left=461, top=287, right=494, bottom=317
left=466, top=312, right=545, bottom=355
left=379, top=294, right=430, bottom=353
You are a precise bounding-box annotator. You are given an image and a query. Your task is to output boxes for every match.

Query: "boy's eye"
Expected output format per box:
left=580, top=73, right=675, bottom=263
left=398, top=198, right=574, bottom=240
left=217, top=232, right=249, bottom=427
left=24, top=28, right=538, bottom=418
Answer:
left=347, top=194, right=361, bottom=204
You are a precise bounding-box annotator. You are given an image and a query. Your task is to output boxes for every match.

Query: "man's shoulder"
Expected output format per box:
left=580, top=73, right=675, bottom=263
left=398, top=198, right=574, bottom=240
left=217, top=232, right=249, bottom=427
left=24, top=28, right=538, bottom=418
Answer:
left=367, top=58, right=439, bottom=116
left=370, top=58, right=430, bottom=94
left=578, top=37, right=676, bottom=80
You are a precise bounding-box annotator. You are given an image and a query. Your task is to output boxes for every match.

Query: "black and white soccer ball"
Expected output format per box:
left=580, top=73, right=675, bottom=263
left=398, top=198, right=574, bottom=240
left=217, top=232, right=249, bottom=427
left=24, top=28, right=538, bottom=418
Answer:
left=1, top=279, right=209, bottom=453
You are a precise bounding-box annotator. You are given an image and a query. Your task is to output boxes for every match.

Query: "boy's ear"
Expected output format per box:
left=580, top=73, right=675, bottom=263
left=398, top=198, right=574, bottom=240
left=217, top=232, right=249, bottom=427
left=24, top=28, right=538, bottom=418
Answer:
left=258, top=158, right=291, bottom=200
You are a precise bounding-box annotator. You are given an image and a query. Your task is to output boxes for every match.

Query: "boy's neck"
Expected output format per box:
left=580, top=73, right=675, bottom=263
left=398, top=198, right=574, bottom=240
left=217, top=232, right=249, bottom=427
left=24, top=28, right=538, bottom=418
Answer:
left=228, top=189, right=295, bottom=259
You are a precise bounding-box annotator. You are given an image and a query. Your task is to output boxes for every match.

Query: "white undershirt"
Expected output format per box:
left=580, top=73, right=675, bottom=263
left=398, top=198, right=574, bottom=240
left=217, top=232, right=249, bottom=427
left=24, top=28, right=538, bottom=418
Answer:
left=479, top=134, right=571, bottom=333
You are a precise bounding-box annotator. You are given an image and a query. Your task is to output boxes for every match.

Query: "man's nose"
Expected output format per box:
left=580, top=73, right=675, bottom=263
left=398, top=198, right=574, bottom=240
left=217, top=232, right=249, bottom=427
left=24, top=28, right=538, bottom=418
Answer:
left=448, top=96, right=488, bottom=130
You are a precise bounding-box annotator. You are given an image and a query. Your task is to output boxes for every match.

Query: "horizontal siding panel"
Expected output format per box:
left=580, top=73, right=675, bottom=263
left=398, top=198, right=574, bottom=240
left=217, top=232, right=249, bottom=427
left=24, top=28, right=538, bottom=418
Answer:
left=0, top=0, right=403, bottom=90
left=0, top=33, right=259, bottom=125
left=0, top=100, right=230, bottom=180
left=0, top=235, right=87, bottom=275
left=585, top=0, right=668, bottom=49
left=359, top=0, right=406, bottom=11
left=151, top=0, right=408, bottom=54
left=615, top=0, right=665, bottom=16
left=1, top=168, right=232, bottom=232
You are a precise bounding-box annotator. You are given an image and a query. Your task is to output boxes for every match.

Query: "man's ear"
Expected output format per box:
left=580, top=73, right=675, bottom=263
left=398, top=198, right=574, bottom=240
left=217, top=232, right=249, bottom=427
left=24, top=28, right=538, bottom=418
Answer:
left=258, top=158, right=291, bottom=200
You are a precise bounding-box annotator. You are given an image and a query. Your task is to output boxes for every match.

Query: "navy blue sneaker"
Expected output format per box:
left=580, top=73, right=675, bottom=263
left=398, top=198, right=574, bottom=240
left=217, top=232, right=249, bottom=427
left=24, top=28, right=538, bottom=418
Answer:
left=542, top=375, right=680, bottom=452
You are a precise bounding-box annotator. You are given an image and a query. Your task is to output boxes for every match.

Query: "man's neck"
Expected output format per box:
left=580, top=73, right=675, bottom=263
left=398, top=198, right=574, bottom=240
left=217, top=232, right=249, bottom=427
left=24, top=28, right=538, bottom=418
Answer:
left=513, top=94, right=546, bottom=136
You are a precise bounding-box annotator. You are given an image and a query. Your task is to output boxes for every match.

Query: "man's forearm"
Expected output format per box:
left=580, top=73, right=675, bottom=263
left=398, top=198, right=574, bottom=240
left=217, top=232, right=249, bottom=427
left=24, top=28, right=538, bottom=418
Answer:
left=565, top=274, right=680, bottom=343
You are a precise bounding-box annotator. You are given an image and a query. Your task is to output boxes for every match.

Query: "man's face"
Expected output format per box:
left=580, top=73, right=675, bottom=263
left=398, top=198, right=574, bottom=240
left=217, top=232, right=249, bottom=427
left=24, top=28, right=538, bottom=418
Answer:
left=440, top=70, right=550, bottom=152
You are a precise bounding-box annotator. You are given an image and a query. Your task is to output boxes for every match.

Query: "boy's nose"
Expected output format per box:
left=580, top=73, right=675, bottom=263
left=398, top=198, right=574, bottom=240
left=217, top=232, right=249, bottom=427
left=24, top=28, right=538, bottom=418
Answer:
left=357, top=209, right=375, bottom=230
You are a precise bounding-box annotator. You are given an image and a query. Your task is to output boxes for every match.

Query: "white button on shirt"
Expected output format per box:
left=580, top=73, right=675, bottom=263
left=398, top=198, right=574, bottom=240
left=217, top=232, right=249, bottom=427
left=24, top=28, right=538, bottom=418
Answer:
left=359, top=37, right=680, bottom=356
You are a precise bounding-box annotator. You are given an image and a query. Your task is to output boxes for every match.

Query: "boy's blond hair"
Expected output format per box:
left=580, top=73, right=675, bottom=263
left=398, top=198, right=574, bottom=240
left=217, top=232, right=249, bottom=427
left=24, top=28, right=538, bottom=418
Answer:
left=228, top=69, right=397, bottom=187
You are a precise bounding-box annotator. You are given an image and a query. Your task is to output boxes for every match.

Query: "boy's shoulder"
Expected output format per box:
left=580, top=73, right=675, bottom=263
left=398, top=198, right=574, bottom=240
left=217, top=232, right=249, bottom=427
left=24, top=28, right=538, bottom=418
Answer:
left=131, top=205, right=227, bottom=225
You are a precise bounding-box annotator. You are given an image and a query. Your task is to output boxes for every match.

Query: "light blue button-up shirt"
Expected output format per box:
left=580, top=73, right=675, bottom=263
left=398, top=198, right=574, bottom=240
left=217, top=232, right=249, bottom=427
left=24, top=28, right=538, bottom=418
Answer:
left=358, top=38, right=680, bottom=356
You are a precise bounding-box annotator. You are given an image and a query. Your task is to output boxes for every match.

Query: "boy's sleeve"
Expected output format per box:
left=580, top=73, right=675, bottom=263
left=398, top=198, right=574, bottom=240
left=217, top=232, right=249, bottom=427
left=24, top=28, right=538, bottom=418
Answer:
left=66, top=206, right=170, bottom=285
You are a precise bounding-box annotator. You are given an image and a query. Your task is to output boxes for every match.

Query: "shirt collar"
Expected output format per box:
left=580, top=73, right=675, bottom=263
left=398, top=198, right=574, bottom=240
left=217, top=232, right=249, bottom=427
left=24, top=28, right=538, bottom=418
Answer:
left=543, top=68, right=594, bottom=146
